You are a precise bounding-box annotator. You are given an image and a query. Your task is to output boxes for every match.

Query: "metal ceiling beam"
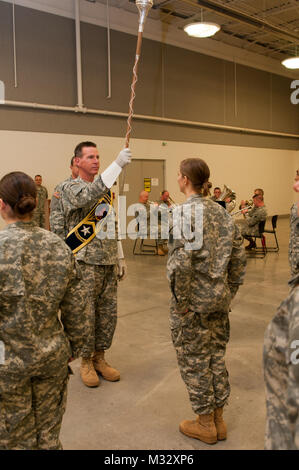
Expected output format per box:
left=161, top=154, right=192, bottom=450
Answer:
left=178, top=0, right=299, bottom=44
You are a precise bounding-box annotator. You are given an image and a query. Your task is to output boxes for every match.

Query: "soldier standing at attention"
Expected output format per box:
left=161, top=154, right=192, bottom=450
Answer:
left=0, top=172, right=91, bottom=450
left=167, top=158, right=246, bottom=445
left=32, top=174, right=48, bottom=228
left=50, top=157, right=79, bottom=239
left=55, top=142, right=131, bottom=388
left=263, top=177, right=299, bottom=450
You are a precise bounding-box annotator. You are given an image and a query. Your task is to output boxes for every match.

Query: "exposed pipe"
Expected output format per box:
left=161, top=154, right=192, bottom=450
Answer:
left=2, top=99, right=299, bottom=139
left=74, top=0, right=84, bottom=109
left=181, top=0, right=299, bottom=45
left=12, top=2, right=18, bottom=88
left=106, top=0, right=112, bottom=99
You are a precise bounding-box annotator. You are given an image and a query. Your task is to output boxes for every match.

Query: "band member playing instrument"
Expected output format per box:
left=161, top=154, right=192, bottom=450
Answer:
left=157, top=190, right=173, bottom=208
left=210, top=187, right=221, bottom=202
left=137, top=190, right=167, bottom=256
left=167, top=158, right=246, bottom=445
left=52, top=141, right=131, bottom=388
left=240, top=194, right=267, bottom=250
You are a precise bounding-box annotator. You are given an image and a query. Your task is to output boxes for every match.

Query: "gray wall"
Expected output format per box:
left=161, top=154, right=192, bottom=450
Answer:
left=0, top=1, right=298, bottom=149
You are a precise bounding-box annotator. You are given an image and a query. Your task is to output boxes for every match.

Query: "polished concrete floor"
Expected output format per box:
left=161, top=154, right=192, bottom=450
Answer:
left=61, top=216, right=292, bottom=450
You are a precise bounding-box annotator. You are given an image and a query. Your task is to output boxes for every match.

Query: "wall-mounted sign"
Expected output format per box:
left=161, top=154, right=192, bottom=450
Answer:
left=151, top=178, right=159, bottom=186
left=144, top=178, right=151, bottom=192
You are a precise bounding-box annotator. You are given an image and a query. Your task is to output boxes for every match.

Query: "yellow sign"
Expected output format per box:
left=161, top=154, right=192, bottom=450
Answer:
left=144, top=178, right=151, bottom=192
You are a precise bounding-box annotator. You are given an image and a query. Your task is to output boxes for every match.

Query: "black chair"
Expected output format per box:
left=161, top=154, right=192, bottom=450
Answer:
left=133, top=237, right=159, bottom=256
left=247, top=220, right=267, bottom=258
left=264, top=215, right=279, bottom=252
left=133, top=223, right=159, bottom=255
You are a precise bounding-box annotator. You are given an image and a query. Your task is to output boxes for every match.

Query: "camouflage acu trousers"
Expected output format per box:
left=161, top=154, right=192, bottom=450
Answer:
left=78, top=262, right=118, bottom=358
left=0, top=361, right=69, bottom=450
left=171, top=309, right=230, bottom=415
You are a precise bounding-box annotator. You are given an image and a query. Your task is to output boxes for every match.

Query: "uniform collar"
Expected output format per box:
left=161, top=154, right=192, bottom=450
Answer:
left=5, top=221, right=36, bottom=230
left=186, top=194, right=203, bottom=203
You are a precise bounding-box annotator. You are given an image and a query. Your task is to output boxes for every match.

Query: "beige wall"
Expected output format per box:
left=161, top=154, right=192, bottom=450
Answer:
left=0, top=129, right=296, bottom=230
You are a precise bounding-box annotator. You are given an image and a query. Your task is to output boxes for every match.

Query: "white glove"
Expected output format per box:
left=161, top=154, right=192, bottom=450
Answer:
left=115, top=148, right=132, bottom=168
left=117, top=258, right=127, bottom=281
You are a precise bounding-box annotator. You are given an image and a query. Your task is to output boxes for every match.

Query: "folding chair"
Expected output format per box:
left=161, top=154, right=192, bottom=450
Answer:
left=133, top=237, right=159, bottom=256
left=264, top=215, right=279, bottom=252
left=247, top=220, right=267, bottom=259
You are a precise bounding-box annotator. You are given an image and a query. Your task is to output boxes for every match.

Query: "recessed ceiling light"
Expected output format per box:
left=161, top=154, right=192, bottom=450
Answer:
left=281, top=57, right=299, bottom=69
left=184, top=22, right=221, bottom=38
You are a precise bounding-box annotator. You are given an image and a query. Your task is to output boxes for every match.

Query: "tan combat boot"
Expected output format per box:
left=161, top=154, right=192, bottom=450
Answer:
left=93, top=350, right=120, bottom=382
left=179, top=413, right=217, bottom=445
left=214, top=407, right=227, bottom=440
left=80, top=358, right=100, bottom=388
left=157, top=248, right=165, bottom=256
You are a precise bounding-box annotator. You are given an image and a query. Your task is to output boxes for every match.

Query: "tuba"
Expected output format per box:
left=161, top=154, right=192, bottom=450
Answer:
left=219, top=185, right=237, bottom=213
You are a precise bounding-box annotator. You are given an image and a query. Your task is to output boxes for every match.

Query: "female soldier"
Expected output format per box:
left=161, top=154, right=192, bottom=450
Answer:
left=167, top=158, right=246, bottom=445
left=0, top=172, right=91, bottom=450
left=263, top=176, right=299, bottom=449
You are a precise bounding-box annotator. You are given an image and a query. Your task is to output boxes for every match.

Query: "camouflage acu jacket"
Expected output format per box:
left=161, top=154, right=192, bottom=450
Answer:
left=50, top=176, right=73, bottom=240
left=264, top=274, right=299, bottom=450
left=289, top=203, right=299, bottom=276
left=0, top=222, right=91, bottom=376
left=167, top=195, right=246, bottom=322
left=243, top=205, right=267, bottom=236
left=35, top=185, right=48, bottom=213
left=53, top=175, right=117, bottom=265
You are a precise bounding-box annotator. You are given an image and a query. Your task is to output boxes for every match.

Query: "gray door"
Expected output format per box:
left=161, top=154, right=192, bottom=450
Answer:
left=120, top=159, right=165, bottom=208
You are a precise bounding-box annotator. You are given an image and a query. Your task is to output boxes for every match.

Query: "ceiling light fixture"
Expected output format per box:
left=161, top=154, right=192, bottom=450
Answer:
left=184, top=21, right=220, bottom=38
left=281, top=56, right=299, bottom=69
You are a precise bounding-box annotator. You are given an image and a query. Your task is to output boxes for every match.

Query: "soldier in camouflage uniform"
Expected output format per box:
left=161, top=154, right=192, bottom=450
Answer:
left=289, top=169, right=299, bottom=276
left=50, top=157, right=79, bottom=239
left=32, top=175, right=48, bottom=228
left=264, top=176, right=299, bottom=450
left=51, top=142, right=131, bottom=388
left=167, top=158, right=246, bottom=445
left=0, top=171, right=91, bottom=450
left=263, top=271, right=299, bottom=449
left=240, top=194, right=267, bottom=250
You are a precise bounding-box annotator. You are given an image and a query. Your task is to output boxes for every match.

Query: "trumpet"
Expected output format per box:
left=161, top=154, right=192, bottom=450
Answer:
left=231, top=203, right=253, bottom=217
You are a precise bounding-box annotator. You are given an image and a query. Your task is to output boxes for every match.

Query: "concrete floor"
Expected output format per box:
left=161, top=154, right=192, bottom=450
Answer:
left=61, top=216, right=291, bottom=450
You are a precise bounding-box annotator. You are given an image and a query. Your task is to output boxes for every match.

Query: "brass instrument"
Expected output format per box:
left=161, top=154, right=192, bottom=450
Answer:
left=168, top=196, right=176, bottom=207
left=239, top=198, right=253, bottom=210
left=219, top=185, right=236, bottom=202
left=219, top=185, right=237, bottom=213
left=231, top=202, right=253, bottom=217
